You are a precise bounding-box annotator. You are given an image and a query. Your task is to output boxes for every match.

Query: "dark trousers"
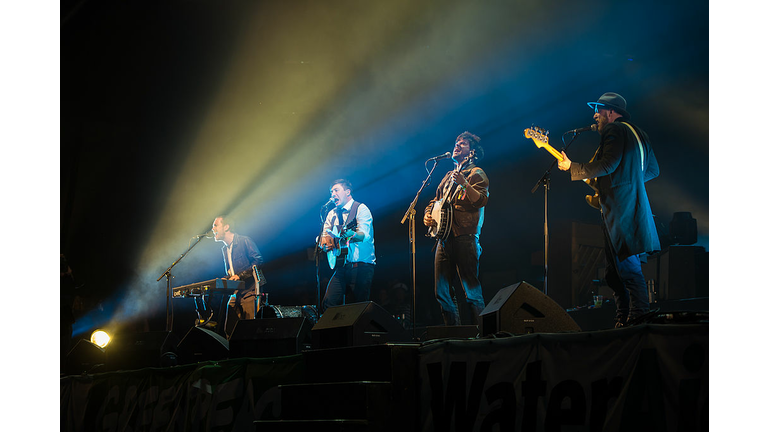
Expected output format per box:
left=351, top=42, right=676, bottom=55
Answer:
left=603, top=232, right=650, bottom=324
left=434, top=234, right=485, bottom=326
left=322, top=262, right=374, bottom=313
left=224, top=290, right=257, bottom=336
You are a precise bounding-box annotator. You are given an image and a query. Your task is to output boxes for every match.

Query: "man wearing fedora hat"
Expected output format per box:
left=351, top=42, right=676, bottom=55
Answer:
left=557, top=92, right=660, bottom=327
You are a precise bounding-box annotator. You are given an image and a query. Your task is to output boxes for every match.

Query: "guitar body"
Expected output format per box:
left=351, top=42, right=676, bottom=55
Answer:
left=326, top=219, right=358, bottom=269
left=583, top=178, right=600, bottom=210
left=327, top=248, right=339, bottom=270
left=427, top=196, right=453, bottom=241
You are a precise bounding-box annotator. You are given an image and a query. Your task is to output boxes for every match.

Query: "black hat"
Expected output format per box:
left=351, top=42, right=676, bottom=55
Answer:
left=587, top=92, right=630, bottom=120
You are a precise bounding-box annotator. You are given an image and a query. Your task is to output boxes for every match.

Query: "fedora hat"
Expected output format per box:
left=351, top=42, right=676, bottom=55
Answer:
left=587, top=92, right=630, bottom=119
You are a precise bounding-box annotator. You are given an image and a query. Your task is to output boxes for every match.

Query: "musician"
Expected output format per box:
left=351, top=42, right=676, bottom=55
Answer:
left=319, top=179, right=376, bottom=313
left=557, top=92, right=660, bottom=327
left=424, top=132, right=489, bottom=326
left=212, top=215, right=265, bottom=335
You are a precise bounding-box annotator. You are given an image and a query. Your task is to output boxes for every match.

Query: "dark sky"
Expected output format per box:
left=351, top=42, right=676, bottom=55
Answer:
left=57, top=0, right=710, bottom=335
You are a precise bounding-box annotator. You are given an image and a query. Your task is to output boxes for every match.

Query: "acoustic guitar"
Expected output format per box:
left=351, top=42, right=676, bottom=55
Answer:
left=324, top=219, right=358, bottom=269
left=525, top=126, right=600, bottom=210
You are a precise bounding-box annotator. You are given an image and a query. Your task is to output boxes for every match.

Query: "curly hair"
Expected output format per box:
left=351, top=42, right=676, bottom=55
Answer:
left=457, top=131, right=484, bottom=161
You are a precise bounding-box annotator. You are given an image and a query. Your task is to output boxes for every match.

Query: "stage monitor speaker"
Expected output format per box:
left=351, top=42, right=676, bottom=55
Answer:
left=177, top=326, right=229, bottom=364
left=480, top=281, right=581, bottom=336
left=229, top=317, right=312, bottom=358
left=64, top=339, right=107, bottom=375
left=106, top=331, right=180, bottom=371
left=312, top=301, right=411, bottom=349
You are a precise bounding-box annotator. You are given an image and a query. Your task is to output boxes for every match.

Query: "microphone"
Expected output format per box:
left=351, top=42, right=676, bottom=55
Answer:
left=426, top=152, right=452, bottom=161
left=567, top=124, right=598, bottom=134
left=321, top=198, right=335, bottom=209
left=194, top=230, right=213, bottom=238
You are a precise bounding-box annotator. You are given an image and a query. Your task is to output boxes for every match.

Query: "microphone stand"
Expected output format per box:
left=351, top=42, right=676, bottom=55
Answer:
left=400, top=159, right=440, bottom=341
left=315, top=206, right=332, bottom=314
left=530, top=130, right=582, bottom=296
left=157, top=235, right=208, bottom=332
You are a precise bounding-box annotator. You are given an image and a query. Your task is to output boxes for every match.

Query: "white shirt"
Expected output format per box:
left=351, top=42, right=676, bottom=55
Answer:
left=323, top=199, right=376, bottom=265
left=225, top=244, right=235, bottom=277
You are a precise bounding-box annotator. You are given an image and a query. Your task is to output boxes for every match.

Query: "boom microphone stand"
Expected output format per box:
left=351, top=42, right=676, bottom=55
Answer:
left=400, top=159, right=441, bottom=340
left=157, top=234, right=208, bottom=332
left=530, top=130, right=584, bottom=296
left=315, top=203, right=333, bottom=313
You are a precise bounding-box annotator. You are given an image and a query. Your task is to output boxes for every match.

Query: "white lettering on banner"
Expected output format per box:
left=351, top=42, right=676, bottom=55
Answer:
left=72, top=376, right=258, bottom=432
left=61, top=327, right=707, bottom=431
left=420, top=337, right=708, bottom=432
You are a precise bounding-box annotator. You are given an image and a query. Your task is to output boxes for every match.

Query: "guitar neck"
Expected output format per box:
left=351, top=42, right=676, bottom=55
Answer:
left=540, top=143, right=564, bottom=161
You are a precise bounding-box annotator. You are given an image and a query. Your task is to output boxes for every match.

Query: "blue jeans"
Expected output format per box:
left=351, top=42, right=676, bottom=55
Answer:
left=322, top=262, right=374, bottom=313
left=434, top=235, right=485, bottom=326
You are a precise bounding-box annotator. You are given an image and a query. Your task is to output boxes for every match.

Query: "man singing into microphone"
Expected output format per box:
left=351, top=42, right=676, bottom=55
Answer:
left=211, top=215, right=265, bottom=336
left=557, top=92, right=660, bottom=327
left=319, top=179, right=376, bottom=313
left=424, top=131, right=489, bottom=326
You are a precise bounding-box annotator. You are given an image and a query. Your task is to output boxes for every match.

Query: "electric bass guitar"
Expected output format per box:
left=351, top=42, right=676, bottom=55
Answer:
left=524, top=126, right=600, bottom=210
left=427, top=149, right=476, bottom=240
left=324, top=219, right=358, bottom=269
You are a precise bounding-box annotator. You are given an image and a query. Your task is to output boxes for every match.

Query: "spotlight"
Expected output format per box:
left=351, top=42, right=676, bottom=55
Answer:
left=90, top=330, right=111, bottom=348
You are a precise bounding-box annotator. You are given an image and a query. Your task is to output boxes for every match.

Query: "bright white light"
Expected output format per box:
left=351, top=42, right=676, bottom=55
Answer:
left=90, top=330, right=111, bottom=348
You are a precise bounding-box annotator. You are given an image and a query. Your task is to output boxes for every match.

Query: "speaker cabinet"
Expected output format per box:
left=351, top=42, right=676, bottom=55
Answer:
left=106, top=331, right=180, bottom=371
left=64, top=339, right=107, bottom=375
left=479, top=281, right=581, bottom=336
left=229, top=317, right=312, bottom=358
left=177, top=326, right=229, bottom=364
left=658, top=246, right=708, bottom=300
left=312, top=301, right=411, bottom=349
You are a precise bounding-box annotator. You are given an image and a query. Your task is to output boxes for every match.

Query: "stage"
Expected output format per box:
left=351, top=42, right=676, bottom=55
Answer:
left=55, top=1, right=714, bottom=430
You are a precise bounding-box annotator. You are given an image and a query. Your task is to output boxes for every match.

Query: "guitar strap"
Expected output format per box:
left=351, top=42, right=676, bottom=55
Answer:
left=583, top=123, right=643, bottom=187
left=588, top=146, right=600, bottom=163
left=620, top=122, right=645, bottom=171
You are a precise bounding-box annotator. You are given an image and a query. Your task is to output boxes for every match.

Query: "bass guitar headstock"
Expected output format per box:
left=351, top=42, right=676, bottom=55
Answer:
left=524, top=126, right=549, bottom=149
